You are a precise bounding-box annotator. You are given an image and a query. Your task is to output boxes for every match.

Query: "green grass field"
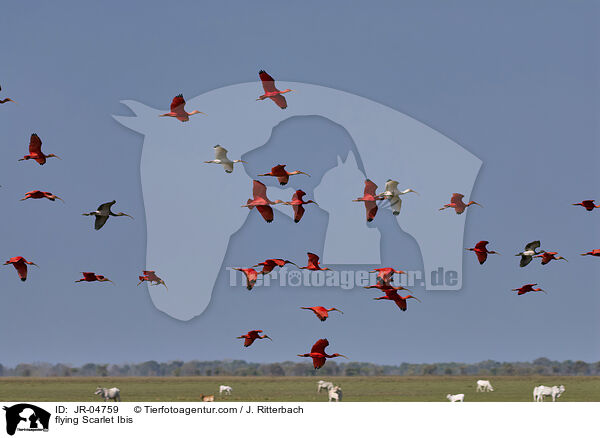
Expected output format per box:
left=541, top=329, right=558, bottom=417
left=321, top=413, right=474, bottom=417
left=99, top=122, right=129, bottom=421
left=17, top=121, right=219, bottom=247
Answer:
left=0, top=376, right=598, bottom=402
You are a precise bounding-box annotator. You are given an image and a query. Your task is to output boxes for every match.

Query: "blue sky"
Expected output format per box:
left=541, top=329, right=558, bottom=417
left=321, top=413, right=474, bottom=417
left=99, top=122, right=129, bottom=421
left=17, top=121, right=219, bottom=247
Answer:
left=0, top=1, right=598, bottom=366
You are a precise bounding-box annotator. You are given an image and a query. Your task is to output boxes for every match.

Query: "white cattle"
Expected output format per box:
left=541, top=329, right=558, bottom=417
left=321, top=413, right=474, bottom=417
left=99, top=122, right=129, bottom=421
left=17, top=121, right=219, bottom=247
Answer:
left=94, top=387, right=121, bottom=402
left=219, top=385, right=233, bottom=395
left=328, top=385, right=343, bottom=402
left=476, top=380, right=494, bottom=392
left=447, top=393, right=464, bottom=402
left=533, top=385, right=565, bottom=402
left=317, top=380, right=334, bottom=393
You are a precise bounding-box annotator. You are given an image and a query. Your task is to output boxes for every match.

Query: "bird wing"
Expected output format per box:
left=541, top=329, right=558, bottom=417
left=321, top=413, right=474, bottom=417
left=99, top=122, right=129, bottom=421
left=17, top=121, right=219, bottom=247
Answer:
left=450, top=193, right=464, bottom=204
left=170, top=94, right=186, bottom=112
left=292, top=190, right=305, bottom=203
left=244, top=337, right=255, bottom=347
left=97, top=201, right=116, bottom=212
left=313, top=307, right=328, bottom=321
left=476, top=251, right=488, bottom=264
left=270, top=164, right=287, bottom=175
left=307, top=252, right=320, bottom=266
left=214, top=145, right=229, bottom=160
left=29, top=134, right=42, bottom=155
left=269, top=94, right=287, bottom=109
left=293, top=204, right=305, bottom=222
left=385, top=180, right=399, bottom=194
left=259, top=70, right=280, bottom=94
left=311, top=338, right=329, bottom=355
left=525, top=240, right=541, bottom=251
left=365, top=201, right=378, bottom=221
left=14, top=262, right=28, bottom=280
left=364, top=180, right=378, bottom=197
left=312, top=357, right=327, bottom=369
left=394, top=297, right=408, bottom=311
left=520, top=255, right=533, bottom=267
left=252, top=180, right=268, bottom=200
left=94, top=215, right=110, bottom=230
left=256, top=205, right=274, bottom=222
left=475, top=241, right=489, bottom=251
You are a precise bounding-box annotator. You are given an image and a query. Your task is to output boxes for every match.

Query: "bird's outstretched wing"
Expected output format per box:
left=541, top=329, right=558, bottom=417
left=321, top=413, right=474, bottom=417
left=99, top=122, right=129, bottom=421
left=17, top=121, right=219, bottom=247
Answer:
left=213, top=145, right=229, bottom=160
left=384, top=179, right=399, bottom=194
left=170, top=94, right=186, bottom=112
left=307, top=252, right=320, bottom=266
left=256, top=205, right=274, bottom=223
left=475, top=241, right=489, bottom=251
left=29, top=134, right=42, bottom=155
left=97, top=201, right=116, bottom=212
left=259, top=70, right=280, bottom=94
left=364, top=179, right=378, bottom=197
left=312, top=357, right=327, bottom=369
left=269, top=94, right=287, bottom=109
left=94, top=215, right=109, bottom=230
left=520, top=255, right=533, bottom=267
left=292, top=190, right=304, bottom=203
left=476, top=251, right=488, bottom=265
left=450, top=193, right=464, bottom=204
left=365, top=201, right=378, bottom=222
left=252, top=180, right=268, bottom=200
left=394, top=297, right=408, bottom=311
left=293, top=204, right=305, bottom=222
left=311, top=338, right=329, bottom=355
left=525, top=240, right=541, bottom=251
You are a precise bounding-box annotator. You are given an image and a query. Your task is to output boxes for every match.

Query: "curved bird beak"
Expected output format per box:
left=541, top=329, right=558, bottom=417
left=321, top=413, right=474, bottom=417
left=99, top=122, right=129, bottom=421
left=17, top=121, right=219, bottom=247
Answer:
left=333, top=308, right=344, bottom=314
left=56, top=196, right=65, bottom=203
left=122, top=213, right=134, bottom=219
left=338, top=355, right=348, bottom=359
left=30, top=263, right=39, bottom=268
left=265, top=335, right=273, bottom=341
left=409, top=296, right=421, bottom=303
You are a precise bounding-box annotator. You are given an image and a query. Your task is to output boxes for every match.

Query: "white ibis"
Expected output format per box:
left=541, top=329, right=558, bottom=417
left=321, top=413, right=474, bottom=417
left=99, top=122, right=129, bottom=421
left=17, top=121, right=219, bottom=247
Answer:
left=377, top=180, right=418, bottom=215
left=204, top=145, right=245, bottom=173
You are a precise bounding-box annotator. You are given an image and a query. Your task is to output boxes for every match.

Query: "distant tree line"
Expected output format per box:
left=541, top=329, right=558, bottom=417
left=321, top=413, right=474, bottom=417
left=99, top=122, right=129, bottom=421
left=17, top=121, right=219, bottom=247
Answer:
left=1, top=358, right=599, bottom=377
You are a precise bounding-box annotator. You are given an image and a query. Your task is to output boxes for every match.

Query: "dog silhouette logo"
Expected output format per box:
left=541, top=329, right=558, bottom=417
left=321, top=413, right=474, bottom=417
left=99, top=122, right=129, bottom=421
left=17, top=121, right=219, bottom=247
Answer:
left=3, top=404, right=50, bottom=435
left=114, top=81, right=481, bottom=321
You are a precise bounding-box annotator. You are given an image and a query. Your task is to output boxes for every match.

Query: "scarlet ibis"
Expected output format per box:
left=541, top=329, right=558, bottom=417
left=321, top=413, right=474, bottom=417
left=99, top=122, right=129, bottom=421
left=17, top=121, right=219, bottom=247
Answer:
left=18, top=134, right=61, bottom=165
left=257, top=70, right=293, bottom=109
left=233, top=268, right=259, bottom=290
left=82, top=201, right=133, bottom=230
left=300, top=306, right=343, bottom=322
left=159, top=94, right=204, bottom=122
left=378, top=180, right=418, bottom=216
left=364, top=284, right=411, bottom=293
left=534, top=252, right=567, bottom=265
left=369, top=267, right=406, bottom=286
left=300, top=252, right=330, bottom=271
left=439, top=193, right=481, bottom=215
left=283, top=190, right=318, bottom=222
left=237, top=330, right=272, bottom=347
left=297, top=339, right=347, bottom=369
left=515, top=241, right=544, bottom=267
left=138, top=270, right=168, bottom=290
left=252, top=259, right=297, bottom=275
left=0, top=85, right=15, bottom=104
left=372, top=288, right=421, bottom=311
left=573, top=200, right=599, bottom=211
left=241, top=180, right=284, bottom=223
left=465, top=241, right=500, bottom=265
left=258, top=164, right=310, bottom=186
left=581, top=250, right=600, bottom=257
left=76, top=272, right=113, bottom=283
left=511, top=283, right=545, bottom=295
left=204, top=145, right=245, bottom=173
left=353, top=179, right=384, bottom=222
left=20, top=190, right=64, bottom=203
left=3, top=257, right=38, bottom=281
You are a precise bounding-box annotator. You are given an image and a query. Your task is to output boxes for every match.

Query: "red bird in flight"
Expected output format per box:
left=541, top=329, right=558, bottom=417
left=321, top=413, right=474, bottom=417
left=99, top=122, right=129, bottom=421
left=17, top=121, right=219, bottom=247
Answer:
left=534, top=252, right=567, bottom=265
left=465, top=241, right=500, bottom=265
left=369, top=267, right=406, bottom=286
left=138, top=270, right=168, bottom=290
left=20, top=190, right=64, bottom=202
left=3, top=257, right=38, bottom=282
left=242, top=180, right=284, bottom=223
left=572, top=200, right=599, bottom=211
left=581, top=250, right=600, bottom=257
left=253, top=259, right=296, bottom=275
left=353, top=180, right=383, bottom=222
left=300, top=252, right=330, bottom=271
left=18, top=134, right=61, bottom=165
left=159, top=94, right=204, bottom=122
left=75, top=272, right=113, bottom=283
left=300, top=306, right=343, bottom=322
left=371, top=288, right=421, bottom=311
left=237, top=330, right=272, bottom=347
left=297, top=339, right=347, bottom=369
left=439, top=193, right=481, bottom=214
left=283, top=190, right=318, bottom=222
left=511, top=283, right=545, bottom=295
left=234, top=268, right=259, bottom=290
left=258, top=164, right=310, bottom=186
left=257, top=70, right=293, bottom=109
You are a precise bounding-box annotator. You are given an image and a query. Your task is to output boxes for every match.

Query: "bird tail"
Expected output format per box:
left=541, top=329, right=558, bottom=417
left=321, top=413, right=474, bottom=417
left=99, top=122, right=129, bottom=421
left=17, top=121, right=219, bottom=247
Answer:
left=247, top=199, right=254, bottom=210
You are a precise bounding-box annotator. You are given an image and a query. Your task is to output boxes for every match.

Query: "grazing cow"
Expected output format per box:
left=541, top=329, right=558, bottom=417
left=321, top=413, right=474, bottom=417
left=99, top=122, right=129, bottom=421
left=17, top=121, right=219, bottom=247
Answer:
left=317, top=380, right=334, bottom=393
left=219, top=385, right=233, bottom=395
left=446, top=393, right=464, bottom=402
left=328, top=386, right=343, bottom=402
left=533, top=385, right=565, bottom=402
left=94, top=387, right=121, bottom=402
left=476, top=380, right=494, bottom=392
left=200, top=394, right=215, bottom=402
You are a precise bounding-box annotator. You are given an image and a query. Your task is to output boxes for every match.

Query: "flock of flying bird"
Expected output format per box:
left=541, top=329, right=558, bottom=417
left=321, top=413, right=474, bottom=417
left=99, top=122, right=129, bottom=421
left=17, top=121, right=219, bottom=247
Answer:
left=3, top=70, right=599, bottom=370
